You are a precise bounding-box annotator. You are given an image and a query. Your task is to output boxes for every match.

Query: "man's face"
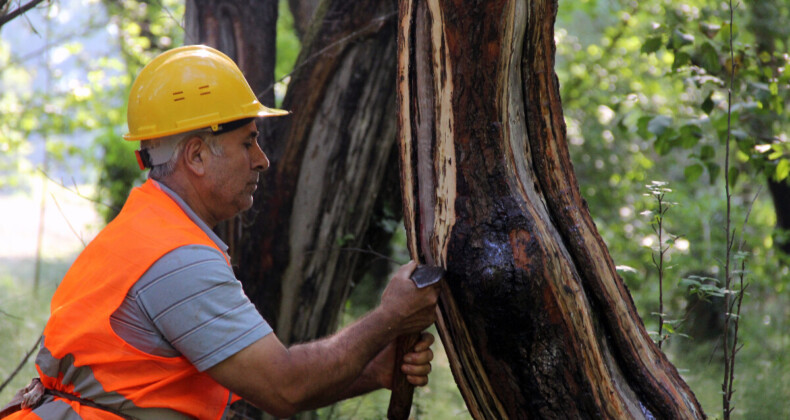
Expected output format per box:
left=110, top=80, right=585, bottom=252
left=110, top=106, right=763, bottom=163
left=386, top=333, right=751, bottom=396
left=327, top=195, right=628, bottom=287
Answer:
left=203, top=120, right=269, bottom=221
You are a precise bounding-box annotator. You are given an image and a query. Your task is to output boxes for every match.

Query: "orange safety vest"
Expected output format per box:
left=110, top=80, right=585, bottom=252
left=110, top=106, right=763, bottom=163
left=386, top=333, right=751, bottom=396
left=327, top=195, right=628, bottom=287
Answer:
left=10, top=180, right=234, bottom=419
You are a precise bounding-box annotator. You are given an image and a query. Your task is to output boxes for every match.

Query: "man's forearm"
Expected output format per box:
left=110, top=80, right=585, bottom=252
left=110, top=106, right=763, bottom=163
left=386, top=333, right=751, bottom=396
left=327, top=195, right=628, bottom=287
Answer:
left=282, top=306, right=399, bottom=410
left=208, top=261, right=438, bottom=417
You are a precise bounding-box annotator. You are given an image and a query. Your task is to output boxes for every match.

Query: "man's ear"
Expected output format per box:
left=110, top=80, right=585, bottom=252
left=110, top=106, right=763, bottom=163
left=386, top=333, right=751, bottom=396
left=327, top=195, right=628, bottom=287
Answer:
left=181, top=136, right=207, bottom=176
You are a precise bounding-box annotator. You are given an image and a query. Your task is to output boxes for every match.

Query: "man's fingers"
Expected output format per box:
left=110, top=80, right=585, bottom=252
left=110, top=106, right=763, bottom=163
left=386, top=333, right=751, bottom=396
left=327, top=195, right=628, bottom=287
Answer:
left=395, top=260, right=418, bottom=279
left=406, top=375, right=429, bottom=387
left=398, top=330, right=434, bottom=388
left=404, top=347, right=434, bottom=365
left=412, top=332, right=435, bottom=352
left=401, top=361, right=432, bottom=376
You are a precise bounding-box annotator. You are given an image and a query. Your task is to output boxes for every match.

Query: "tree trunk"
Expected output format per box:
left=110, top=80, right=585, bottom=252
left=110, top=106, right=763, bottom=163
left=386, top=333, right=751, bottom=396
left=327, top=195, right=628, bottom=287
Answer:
left=396, top=0, right=705, bottom=418
left=287, top=0, right=319, bottom=40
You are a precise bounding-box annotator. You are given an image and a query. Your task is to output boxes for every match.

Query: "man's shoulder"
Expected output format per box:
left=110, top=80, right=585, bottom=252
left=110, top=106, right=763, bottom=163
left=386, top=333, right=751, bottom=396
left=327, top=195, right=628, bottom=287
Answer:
left=132, top=244, right=233, bottom=295
left=130, top=245, right=270, bottom=372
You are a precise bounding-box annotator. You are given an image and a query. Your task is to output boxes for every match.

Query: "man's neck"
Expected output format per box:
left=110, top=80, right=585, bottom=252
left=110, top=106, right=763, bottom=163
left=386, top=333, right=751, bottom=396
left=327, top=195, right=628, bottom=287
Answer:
left=154, top=175, right=219, bottom=228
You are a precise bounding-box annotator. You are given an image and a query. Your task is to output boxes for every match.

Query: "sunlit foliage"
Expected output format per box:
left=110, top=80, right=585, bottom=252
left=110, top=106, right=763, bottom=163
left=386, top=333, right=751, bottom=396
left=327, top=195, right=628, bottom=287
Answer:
left=557, top=1, right=790, bottom=416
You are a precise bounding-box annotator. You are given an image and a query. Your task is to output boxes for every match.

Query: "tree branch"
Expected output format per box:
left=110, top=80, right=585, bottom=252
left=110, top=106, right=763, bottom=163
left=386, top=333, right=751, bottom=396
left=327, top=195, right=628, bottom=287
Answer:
left=0, top=0, right=47, bottom=29
left=0, top=335, right=43, bottom=395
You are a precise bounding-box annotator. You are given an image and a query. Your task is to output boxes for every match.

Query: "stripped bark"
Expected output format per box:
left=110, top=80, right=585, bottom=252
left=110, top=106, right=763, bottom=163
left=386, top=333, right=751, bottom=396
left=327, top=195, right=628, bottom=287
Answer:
left=396, top=0, right=705, bottom=418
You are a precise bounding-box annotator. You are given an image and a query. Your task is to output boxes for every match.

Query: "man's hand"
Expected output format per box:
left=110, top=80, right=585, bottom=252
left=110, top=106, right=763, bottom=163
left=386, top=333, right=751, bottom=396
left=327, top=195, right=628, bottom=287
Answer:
left=380, top=261, right=440, bottom=336
left=207, top=261, right=440, bottom=417
left=398, top=332, right=435, bottom=387
left=365, top=332, right=436, bottom=389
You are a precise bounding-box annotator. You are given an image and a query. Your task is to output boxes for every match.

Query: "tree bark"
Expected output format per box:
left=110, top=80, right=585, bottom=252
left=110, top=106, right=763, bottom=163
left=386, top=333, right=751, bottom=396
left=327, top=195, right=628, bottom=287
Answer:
left=287, top=0, right=319, bottom=40
left=237, top=0, right=399, bottom=346
left=396, top=0, right=705, bottom=418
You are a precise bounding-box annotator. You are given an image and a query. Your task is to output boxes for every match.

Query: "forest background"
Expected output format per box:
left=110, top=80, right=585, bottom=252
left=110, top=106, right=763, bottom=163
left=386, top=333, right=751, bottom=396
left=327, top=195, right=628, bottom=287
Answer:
left=0, top=0, right=789, bottom=418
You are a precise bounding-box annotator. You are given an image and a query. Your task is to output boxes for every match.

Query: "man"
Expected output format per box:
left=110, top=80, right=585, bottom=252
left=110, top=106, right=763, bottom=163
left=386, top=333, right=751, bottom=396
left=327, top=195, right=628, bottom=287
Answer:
left=5, top=45, right=439, bottom=419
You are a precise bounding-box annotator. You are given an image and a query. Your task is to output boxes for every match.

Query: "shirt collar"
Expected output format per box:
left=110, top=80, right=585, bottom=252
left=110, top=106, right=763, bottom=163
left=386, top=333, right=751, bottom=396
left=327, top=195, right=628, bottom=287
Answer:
left=151, top=179, right=230, bottom=255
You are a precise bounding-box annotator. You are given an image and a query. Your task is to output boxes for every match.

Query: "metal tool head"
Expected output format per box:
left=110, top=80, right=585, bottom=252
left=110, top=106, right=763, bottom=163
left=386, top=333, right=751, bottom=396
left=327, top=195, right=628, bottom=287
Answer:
left=410, top=265, right=445, bottom=288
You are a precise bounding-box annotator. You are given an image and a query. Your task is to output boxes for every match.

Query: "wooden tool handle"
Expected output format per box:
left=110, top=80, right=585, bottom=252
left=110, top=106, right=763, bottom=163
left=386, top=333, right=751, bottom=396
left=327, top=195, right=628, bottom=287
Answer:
left=387, top=332, right=421, bottom=420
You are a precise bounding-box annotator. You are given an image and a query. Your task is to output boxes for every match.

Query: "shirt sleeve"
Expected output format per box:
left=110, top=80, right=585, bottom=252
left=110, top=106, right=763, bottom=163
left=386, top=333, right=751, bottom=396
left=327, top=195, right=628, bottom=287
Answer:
left=134, top=244, right=273, bottom=371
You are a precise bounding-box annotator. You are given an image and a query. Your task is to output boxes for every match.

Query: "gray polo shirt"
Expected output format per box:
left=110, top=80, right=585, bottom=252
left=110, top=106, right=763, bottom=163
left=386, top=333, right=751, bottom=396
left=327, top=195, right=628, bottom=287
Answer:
left=109, top=180, right=272, bottom=372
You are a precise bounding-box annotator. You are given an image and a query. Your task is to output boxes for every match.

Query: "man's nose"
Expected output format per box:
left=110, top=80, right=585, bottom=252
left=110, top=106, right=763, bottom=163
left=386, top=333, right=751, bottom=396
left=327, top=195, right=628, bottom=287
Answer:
left=252, top=142, right=270, bottom=172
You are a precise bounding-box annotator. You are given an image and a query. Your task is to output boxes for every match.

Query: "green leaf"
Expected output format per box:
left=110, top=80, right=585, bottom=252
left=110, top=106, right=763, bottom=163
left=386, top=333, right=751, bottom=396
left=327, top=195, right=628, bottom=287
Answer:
left=698, top=42, right=722, bottom=74
left=680, top=124, right=702, bottom=148
left=672, top=51, right=691, bottom=70
left=712, top=115, right=730, bottom=140
left=700, top=284, right=726, bottom=297
left=647, top=115, right=672, bottom=137
left=701, top=93, right=715, bottom=114
left=728, top=167, right=740, bottom=188
left=685, top=164, right=704, bottom=182
left=735, top=135, right=753, bottom=154
left=776, top=159, right=790, bottom=181
left=699, top=22, right=721, bottom=39
left=707, top=162, right=721, bottom=184
left=637, top=115, right=653, bottom=138
left=641, top=36, right=663, bottom=54
left=719, top=22, right=737, bottom=44
left=654, top=134, right=677, bottom=156
left=700, top=145, right=715, bottom=161
left=672, top=29, right=695, bottom=49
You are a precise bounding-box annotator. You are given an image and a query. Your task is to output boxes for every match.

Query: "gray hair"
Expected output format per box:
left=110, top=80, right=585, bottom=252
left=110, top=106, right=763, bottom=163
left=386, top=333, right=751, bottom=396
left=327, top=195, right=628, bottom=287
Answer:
left=146, top=129, right=224, bottom=180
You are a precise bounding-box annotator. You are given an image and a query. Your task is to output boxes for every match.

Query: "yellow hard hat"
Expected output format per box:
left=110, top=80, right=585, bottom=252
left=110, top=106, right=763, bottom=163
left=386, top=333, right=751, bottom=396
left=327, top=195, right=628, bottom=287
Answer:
left=123, top=45, right=288, bottom=141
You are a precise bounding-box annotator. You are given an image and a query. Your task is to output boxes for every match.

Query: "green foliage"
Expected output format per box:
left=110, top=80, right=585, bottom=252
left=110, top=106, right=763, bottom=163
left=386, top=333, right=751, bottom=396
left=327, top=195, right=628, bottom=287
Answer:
left=275, top=0, right=301, bottom=103
left=681, top=275, right=725, bottom=299
left=94, top=128, right=137, bottom=221
left=91, top=0, right=187, bottom=223
left=557, top=0, right=790, bottom=416
left=0, top=4, right=102, bottom=190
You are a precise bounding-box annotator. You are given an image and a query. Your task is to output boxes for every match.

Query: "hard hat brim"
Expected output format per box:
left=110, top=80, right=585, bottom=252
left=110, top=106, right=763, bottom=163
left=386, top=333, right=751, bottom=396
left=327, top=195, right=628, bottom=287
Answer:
left=123, top=105, right=290, bottom=141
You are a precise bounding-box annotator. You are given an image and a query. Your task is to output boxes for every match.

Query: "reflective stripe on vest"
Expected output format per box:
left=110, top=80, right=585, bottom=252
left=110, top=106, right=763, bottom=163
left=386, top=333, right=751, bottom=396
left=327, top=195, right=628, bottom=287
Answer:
left=38, top=179, right=232, bottom=420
